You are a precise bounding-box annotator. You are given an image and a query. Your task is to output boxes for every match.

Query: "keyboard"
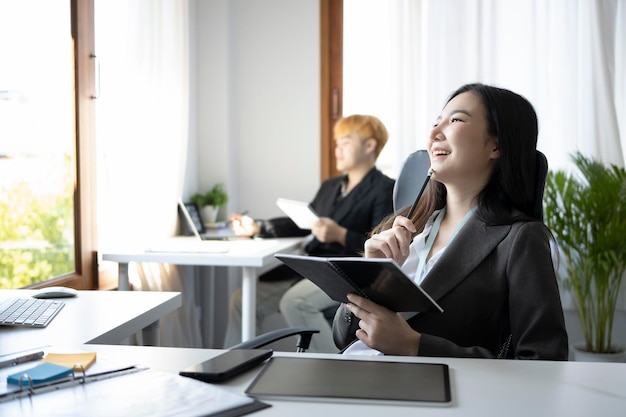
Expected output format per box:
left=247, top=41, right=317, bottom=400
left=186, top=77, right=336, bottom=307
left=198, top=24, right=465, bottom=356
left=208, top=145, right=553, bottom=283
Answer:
left=0, top=298, right=65, bottom=328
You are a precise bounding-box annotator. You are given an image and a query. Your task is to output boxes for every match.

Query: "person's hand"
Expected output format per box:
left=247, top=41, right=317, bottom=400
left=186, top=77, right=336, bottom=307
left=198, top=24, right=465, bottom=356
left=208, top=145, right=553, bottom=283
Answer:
left=229, top=213, right=260, bottom=237
left=346, top=293, right=421, bottom=356
left=311, top=217, right=346, bottom=245
left=364, top=215, right=416, bottom=265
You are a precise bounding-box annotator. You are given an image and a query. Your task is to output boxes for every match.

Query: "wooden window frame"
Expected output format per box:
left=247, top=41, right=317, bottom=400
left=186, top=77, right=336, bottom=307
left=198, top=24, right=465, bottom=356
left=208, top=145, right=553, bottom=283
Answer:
left=32, top=0, right=97, bottom=289
left=320, top=0, right=343, bottom=181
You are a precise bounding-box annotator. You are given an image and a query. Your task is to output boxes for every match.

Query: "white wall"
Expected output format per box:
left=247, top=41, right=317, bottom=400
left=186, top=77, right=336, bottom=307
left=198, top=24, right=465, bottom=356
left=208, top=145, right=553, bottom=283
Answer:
left=188, top=0, right=320, bottom=347
left=190, top=0, right=321, bottom=221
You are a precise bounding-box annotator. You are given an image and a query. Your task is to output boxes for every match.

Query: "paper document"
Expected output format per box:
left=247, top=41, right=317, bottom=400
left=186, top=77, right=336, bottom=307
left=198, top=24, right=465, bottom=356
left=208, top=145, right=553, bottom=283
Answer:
left=1, top=367, right=269, bottom=416
left=276, top=198, right=319, bottom=230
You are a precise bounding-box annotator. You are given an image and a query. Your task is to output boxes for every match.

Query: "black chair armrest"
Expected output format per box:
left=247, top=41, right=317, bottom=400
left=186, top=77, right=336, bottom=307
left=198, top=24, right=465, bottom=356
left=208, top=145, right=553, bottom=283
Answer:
left=231, top=327, right=320, bottom=352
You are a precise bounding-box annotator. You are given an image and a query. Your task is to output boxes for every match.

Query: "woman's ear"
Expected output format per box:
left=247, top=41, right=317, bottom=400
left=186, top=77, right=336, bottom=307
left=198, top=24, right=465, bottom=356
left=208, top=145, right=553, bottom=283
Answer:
left=489, top=138, right=500, bottom=159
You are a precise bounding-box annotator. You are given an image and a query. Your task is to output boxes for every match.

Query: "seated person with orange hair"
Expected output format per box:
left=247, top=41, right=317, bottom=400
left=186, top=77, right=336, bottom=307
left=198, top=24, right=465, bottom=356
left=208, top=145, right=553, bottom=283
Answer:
left=223, top=114, right=395, bottom=351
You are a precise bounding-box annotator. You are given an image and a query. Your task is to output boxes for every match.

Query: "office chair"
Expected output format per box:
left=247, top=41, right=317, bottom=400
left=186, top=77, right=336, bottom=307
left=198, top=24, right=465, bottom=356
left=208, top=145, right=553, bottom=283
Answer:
left=232, top=150, right=548, bottom=353
left=531, top=150, right=548, bottom=220
left=393, top=149, right=431, bottom=212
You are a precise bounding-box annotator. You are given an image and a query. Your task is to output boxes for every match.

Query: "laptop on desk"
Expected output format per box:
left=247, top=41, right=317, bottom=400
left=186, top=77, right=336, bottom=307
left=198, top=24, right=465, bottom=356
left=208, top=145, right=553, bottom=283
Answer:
left=177, top=200, right=249, bottom=241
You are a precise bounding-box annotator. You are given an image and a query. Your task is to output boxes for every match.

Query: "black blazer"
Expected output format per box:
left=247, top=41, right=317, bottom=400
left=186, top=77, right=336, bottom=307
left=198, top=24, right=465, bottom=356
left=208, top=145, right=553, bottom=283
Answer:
left=306, top=168, right=395, bottom=256
left=333, top=214, right=569, bottom=360
left=258, top=168, right=394, bottom=256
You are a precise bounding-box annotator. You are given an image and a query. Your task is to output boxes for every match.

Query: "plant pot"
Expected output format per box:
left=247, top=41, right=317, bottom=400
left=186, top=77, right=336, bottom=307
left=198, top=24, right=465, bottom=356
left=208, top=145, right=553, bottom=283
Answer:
left=200, top=205, right=219, bottom=224
left=570, top=343, right=626, bottom=362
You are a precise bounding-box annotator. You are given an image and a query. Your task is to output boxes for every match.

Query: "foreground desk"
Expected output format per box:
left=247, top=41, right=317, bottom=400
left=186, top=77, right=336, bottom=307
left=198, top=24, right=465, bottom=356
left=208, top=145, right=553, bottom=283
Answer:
left=102, top=237, right=305, bottom=341
left=0, top=289, right=181, bottom=353
left=76, top=345, right=626, bottom=416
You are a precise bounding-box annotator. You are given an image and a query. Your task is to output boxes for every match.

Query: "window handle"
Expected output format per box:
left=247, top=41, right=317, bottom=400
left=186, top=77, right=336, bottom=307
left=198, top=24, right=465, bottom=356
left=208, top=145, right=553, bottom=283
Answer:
left=90, top=53, right=100, bottom=99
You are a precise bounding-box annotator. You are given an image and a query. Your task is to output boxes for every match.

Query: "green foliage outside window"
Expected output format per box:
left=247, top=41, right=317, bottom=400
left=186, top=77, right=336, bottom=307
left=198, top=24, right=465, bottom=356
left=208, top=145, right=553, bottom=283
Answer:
left=0, top=169, right=74, bottom=289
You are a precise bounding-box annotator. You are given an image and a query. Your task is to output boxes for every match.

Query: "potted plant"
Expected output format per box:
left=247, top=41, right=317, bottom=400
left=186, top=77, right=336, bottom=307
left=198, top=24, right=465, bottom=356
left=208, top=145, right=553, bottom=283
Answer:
left=191, top=183, right=228, bottom=224
left=544, top=151, right=626, bottom=361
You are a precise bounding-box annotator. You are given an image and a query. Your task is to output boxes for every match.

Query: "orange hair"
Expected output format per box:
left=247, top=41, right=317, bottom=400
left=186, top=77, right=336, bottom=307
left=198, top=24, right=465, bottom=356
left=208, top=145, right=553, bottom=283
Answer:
left=333, top=114, right=389, bottom=157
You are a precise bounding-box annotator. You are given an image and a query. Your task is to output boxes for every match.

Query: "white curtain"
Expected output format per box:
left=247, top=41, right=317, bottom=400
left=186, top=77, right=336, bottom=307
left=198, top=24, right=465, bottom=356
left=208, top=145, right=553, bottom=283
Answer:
left=344, top=0, right=626, bottom=176
left=96, top=0, right=202, bottom=347
left=344, top=0, right=626, bottom=311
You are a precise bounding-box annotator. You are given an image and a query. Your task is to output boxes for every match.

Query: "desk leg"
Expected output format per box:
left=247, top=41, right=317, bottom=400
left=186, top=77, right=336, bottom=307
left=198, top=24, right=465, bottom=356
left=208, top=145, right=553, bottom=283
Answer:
left=118, top=263, right=130, bottom=291
left=117, top=262, right=161, bottom=346
left=142, top=321, right=160, bottom=346
left=241, top=267, right=257, bottom=342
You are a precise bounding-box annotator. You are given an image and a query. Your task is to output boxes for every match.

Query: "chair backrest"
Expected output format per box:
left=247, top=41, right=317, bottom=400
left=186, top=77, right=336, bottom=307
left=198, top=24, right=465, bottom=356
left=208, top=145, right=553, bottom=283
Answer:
left=392, top=149, right=431, bottom=212
left=533, top=150, right=548, bottom=221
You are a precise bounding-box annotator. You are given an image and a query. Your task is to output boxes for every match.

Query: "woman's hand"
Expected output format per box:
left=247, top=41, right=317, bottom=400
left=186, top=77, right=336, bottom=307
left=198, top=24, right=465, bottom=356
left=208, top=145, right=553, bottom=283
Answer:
left=229, top=214, right=260, bottom=236
left=364, top=215, right=416, bottom=265
left=346, top=293, right=421, bottom=356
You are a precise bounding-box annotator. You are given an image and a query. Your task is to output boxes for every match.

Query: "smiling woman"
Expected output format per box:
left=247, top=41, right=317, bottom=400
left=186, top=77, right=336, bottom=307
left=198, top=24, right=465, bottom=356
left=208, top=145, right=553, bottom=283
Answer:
left=334, top=83, right=569, bottom=360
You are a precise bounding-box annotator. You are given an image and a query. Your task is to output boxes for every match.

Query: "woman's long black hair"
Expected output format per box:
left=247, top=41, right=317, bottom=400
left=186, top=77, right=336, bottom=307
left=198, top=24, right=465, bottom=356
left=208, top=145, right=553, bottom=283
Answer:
left=373, top=83, right=541, bottom=234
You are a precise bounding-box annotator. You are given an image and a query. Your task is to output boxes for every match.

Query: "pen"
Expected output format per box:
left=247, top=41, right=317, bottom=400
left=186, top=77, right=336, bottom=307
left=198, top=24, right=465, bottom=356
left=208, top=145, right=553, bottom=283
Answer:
left=0, top=350, right=45, bottom=369
left=406, top=168, right=434, bottom=220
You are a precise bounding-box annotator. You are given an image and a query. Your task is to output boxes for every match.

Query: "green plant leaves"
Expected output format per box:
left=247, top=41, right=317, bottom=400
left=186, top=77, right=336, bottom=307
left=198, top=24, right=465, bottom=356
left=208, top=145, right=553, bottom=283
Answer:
left=544, top=152, right=626, bottom=353
left=191, top=183, right=228, bottom=207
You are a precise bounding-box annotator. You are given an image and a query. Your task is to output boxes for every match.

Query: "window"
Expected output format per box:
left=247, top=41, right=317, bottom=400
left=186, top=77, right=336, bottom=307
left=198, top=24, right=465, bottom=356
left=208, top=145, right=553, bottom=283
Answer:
left=0, top=0, right=97, bottom=289
left=323, top=1, right=625, bottom=179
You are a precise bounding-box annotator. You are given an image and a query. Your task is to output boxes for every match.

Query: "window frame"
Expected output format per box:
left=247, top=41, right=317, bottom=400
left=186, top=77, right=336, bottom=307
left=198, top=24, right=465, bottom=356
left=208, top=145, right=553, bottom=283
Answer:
left=320, top=0, right=343, bottom=182
left=30, top=0, right=97, bottom=289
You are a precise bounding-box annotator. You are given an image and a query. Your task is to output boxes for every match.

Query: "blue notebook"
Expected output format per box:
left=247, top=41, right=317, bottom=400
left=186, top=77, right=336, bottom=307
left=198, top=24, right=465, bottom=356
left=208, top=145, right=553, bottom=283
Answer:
left=7, top=362, right=73, bottom=386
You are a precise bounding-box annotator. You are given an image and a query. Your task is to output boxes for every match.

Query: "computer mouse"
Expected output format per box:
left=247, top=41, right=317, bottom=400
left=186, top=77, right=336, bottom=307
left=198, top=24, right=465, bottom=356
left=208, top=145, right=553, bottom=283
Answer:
left=32, top=286, right=79, bottom=299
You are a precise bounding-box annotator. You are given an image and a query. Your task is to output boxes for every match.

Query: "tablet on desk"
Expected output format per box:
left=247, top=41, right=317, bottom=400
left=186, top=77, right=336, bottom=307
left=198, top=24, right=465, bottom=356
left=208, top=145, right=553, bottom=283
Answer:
left=245, top=357, right=452, bottom=407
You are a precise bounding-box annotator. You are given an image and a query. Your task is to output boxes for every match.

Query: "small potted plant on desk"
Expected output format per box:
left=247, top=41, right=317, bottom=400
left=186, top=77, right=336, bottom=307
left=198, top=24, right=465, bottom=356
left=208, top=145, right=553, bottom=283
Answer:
left=544, top=151, right=626, bottom=362
left=191, top=183, right=229, bottom=225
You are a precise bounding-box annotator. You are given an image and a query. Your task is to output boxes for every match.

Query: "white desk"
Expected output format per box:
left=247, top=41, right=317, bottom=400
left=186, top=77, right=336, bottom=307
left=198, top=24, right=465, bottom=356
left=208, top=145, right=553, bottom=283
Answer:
left=0, top=289, right=181, bottom=353
left=102, top=237, right=305, bottom=341
left=81, top=345, right=626, bottom=416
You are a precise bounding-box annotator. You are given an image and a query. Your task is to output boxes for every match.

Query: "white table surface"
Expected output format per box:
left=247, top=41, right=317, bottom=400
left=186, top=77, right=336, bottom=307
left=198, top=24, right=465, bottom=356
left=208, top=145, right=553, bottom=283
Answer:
left=102, top=237, right=305, bottom=341
left=0, top=289, right=181, bottom=354
left=82, top=344, right=626, bottom=417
